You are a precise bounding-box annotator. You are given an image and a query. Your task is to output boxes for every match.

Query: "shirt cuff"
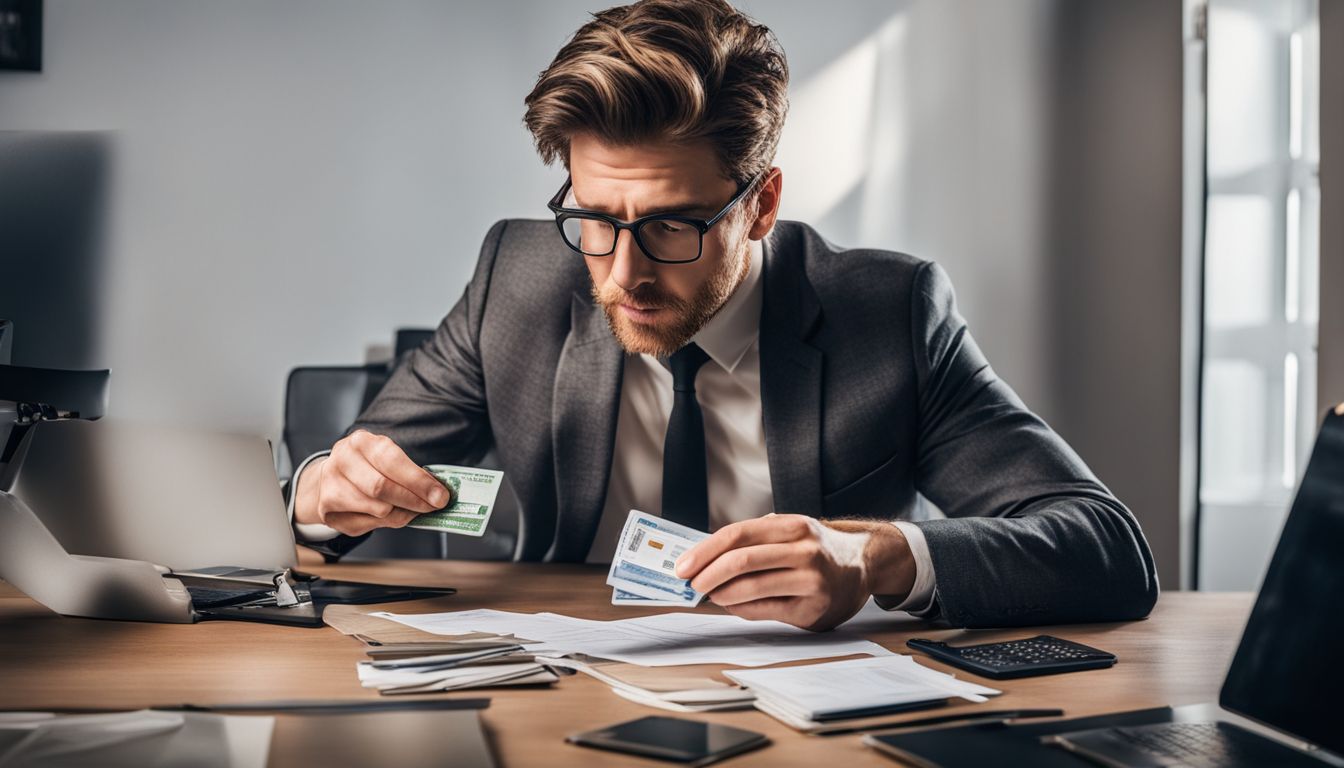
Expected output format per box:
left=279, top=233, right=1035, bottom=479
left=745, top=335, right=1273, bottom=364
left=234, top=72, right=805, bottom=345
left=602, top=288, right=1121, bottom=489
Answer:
left=287, top=450, right=340, bottom=543
left=873, top=521, right=937, bottom=613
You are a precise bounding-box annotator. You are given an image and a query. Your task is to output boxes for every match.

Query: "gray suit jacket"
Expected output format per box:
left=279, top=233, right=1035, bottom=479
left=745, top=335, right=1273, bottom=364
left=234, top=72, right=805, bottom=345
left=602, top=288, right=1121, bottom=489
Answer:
left=323, top=219, right=1159, bottom=628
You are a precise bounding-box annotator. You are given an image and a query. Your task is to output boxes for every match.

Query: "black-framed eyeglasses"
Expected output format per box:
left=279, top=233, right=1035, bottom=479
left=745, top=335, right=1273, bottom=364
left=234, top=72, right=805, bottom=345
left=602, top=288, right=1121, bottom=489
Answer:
left=546, top=172, right=762, bottom=264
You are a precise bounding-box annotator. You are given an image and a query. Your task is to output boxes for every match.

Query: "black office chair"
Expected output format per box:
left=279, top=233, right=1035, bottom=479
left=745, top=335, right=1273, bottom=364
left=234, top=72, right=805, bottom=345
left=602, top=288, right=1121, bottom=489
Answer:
left=394, top=328, right=434, bottom=363
left=0, top=321, right=13, bottom=484
left=280, top=329, right=518, bottom=561
left=0, top=320, right=11, bottom=366
left=282, top=363, right=389, bottom=468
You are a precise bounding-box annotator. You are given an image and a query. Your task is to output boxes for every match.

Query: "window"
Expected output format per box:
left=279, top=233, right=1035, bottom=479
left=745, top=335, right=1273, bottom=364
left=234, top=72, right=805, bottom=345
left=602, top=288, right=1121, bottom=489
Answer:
left=1191, top=0, right=1320, bottom=590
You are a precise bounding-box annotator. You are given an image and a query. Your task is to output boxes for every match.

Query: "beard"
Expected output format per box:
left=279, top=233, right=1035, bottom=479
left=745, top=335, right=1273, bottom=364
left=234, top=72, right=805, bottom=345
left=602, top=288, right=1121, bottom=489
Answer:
left=592, top=230, right=751, bottom=358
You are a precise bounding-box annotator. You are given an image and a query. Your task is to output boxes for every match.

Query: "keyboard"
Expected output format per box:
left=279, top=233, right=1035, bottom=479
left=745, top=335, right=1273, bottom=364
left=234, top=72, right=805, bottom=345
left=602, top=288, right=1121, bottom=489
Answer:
left=1115, top=723, right=1242, bottom=765
left=1052, top=721, right=1329, bottom=768
left=185, top=585, right=272, bottom=608
left=959, top=636, right=1103, bottom=666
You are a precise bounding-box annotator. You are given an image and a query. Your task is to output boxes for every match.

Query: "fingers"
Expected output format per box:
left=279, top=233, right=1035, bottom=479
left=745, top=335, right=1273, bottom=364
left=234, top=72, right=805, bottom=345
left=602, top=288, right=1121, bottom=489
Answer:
left=721, top=596, right=803, bottom=624
left=314, top=430, right=448, bottom=537
left=318, top=472, right=395, bottom=518
left=323, top=508, right=420, bottom=537
left=675, top=514, right=814, bottom=579
left=347, top=430, right=449, bottom=509
left=331, top=447, right=437, bottom=513
left=706, top=567, right=825, bottom=606
left=724, top=597, right=840, bottom=632
left=688, top=542, right=814, bottom=595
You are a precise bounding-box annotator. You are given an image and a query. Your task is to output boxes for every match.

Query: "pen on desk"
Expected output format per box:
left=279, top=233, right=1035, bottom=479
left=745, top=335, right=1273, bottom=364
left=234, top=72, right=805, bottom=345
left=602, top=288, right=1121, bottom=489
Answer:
left=815, top=707, right=1064, bottom=737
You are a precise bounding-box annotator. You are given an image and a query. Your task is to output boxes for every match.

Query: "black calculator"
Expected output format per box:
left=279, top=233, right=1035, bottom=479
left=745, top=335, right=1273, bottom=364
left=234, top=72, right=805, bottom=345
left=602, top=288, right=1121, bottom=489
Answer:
left=906, top=635, right=1116, bottom=680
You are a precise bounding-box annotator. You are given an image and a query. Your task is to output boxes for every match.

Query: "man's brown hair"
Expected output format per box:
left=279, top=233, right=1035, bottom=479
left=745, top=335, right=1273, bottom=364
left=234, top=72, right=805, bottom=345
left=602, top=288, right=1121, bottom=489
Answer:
left=523, top=0, right=789, bottom=187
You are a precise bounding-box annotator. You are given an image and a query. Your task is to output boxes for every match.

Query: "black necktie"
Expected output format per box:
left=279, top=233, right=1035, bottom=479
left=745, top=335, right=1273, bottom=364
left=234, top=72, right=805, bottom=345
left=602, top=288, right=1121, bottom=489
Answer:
left=662, top=342, right=712, bottom=531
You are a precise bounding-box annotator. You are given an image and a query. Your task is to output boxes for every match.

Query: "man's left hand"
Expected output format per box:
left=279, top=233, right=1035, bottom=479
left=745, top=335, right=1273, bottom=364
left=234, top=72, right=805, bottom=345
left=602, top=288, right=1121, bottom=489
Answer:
left=673, top=514, right=917, bottom=631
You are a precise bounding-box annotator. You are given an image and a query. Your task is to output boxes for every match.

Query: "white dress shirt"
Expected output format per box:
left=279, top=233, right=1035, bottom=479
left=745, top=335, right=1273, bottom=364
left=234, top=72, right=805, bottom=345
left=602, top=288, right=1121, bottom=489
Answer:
left=583, top=242, right=937, bottom=612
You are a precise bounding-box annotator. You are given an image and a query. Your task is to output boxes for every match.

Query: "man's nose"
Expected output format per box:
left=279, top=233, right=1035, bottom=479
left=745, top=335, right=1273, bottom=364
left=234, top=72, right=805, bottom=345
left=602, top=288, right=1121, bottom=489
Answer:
left=609, top=227, right=656, bottom=290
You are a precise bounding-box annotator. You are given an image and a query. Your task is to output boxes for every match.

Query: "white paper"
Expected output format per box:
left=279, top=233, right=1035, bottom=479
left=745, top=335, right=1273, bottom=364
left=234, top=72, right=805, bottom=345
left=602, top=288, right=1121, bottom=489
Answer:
left=374, top=609, right=893, bottom=668
left=609, top=687, right=756, bottom=713
left=724, top=655, right=1000, bottom=720
left=538, top=656, right=755, bottom=705
left=357, top=660, right=552, bottom=692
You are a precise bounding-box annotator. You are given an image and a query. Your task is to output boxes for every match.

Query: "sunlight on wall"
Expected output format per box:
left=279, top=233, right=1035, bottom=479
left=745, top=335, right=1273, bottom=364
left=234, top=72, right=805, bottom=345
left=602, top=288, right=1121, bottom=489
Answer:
left=774, top=14, right=907, bottom=239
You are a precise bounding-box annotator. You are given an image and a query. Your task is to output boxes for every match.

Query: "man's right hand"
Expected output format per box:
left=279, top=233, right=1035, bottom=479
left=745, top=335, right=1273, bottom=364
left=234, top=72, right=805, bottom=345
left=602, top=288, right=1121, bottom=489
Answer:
left=293, top=430, right=451, bottom=537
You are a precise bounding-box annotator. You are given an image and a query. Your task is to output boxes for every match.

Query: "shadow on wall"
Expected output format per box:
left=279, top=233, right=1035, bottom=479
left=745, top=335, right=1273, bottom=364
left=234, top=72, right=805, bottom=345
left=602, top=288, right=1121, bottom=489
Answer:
left=0, top=132, right=110, bottom=370
left=774, top=11, right=909, bottom=242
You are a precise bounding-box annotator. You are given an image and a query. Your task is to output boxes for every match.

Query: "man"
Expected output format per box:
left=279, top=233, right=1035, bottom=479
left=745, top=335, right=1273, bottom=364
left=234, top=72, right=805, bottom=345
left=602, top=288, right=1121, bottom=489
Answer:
left=290, top=0, right=1158, bottom=631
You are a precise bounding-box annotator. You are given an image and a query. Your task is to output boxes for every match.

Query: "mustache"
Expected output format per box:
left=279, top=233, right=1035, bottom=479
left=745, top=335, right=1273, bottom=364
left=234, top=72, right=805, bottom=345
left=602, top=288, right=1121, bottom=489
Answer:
left=592, top=282, right=690, bottom=313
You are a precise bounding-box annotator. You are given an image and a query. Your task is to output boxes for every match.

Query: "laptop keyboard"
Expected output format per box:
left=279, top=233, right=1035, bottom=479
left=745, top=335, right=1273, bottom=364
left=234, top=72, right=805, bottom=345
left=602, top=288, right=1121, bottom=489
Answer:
left=1111, top=722, right=1318, bottom=767
left=185, top=585, right=272, bottom=608
left=1116, top=723, right=1237, bottom=762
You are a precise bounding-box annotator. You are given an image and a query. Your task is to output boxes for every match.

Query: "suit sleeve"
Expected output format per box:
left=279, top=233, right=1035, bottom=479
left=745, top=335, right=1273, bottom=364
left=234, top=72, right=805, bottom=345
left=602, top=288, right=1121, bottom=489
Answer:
left=297, top=220, right=508, bottom=560
left=908, top=261, right=1159, bottom=627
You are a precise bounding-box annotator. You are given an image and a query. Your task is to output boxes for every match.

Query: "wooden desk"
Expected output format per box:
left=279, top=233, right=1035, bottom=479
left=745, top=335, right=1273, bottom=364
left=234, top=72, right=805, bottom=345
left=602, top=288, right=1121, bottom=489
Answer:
left=0, top=562, right=1252, bottom=766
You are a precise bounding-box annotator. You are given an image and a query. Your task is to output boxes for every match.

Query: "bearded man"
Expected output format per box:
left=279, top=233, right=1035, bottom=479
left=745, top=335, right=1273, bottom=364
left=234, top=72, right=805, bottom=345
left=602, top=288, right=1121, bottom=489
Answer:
left=289, top=0, right=1159, bottom=631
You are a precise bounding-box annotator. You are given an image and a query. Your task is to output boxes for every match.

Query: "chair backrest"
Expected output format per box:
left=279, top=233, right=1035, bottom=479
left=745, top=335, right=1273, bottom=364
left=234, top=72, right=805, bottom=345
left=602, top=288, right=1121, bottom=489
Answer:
left=0, top=320, right=13, bottom=487
left=282, top=364, right=388, bottom=470
left=394, top=328, right=435, bottom=362
left=0, top=320, right=11, bottom=365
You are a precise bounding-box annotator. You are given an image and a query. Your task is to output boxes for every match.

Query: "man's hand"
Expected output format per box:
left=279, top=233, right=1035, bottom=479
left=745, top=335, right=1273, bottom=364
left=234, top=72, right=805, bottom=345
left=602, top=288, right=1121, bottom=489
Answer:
left=673, top=514, right=916, bottom=631
left=293, top=430, right=450, bottom=537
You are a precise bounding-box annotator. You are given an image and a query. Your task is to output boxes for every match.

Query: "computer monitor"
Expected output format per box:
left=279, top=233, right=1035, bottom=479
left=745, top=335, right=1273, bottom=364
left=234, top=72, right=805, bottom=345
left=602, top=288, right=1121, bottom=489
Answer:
left=1219, top=407, right=1343, bottom=754
left=0, top=361, right=110, bottom=492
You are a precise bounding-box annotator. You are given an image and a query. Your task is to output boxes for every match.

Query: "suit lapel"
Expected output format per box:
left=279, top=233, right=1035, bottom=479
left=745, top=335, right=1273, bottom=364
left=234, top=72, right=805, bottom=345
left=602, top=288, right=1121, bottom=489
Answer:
left=550, top=291, right=624, bottom=561
left=759, top=234, right=825, bottom=517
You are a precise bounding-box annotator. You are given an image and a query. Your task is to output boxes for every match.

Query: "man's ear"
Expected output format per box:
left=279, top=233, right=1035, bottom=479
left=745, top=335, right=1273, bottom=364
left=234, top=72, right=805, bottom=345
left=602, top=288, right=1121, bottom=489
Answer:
left=747, top=167, right=783, bottom=241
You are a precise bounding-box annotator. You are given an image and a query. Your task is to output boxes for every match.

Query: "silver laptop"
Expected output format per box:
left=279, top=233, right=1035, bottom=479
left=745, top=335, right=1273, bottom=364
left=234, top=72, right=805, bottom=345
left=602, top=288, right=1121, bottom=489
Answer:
left=0, top=418, right=299, bottom=623
left=9, top=418, right=297, bottom=572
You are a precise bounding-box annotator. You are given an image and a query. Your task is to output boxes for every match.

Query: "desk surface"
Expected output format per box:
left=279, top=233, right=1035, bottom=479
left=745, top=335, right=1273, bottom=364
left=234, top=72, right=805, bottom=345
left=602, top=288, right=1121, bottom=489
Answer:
left=0, top=561, right=1252, bottom=767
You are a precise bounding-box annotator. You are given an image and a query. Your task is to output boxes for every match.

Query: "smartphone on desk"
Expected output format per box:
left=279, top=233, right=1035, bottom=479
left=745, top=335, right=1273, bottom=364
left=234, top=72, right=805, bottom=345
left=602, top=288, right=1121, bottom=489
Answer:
left=566, top=716, right=769, bottom=766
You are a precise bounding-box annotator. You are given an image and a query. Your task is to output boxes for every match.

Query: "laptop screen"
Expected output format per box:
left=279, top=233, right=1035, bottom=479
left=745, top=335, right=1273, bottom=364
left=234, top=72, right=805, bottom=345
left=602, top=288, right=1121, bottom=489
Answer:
left=9, top=418, right=299, bottom=572
left=1220, top=408, right=1344, bottom=754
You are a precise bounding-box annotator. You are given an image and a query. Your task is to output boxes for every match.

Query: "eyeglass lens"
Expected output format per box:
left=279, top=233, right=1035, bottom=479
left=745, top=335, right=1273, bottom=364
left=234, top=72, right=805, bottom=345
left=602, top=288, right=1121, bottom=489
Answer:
left=561, top=217, right=701, bottom=263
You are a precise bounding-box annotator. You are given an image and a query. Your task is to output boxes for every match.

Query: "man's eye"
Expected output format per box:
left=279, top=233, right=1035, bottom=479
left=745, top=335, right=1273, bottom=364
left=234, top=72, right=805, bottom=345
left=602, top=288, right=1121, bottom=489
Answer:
left=656, top=221, right=685, bottom=233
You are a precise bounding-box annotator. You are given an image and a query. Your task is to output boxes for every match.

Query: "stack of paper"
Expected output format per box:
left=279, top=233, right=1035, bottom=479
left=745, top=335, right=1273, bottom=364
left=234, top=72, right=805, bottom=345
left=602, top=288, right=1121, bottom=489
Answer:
left=605, top=510, right=708, bottom=606
left=357, top=647, right=557, bottom=695
left=374, top=608, right=894, bottom=668
left=323, top=604, right=536, bottom=658
left=724, top=656, right=1001, bottom=731
left=542, top=656, right=756, bottom=713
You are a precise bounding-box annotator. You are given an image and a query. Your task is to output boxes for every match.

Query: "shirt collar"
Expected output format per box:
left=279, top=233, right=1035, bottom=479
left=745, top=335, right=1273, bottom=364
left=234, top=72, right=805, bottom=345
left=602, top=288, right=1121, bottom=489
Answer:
left=690, top=240, right=764, bottom=373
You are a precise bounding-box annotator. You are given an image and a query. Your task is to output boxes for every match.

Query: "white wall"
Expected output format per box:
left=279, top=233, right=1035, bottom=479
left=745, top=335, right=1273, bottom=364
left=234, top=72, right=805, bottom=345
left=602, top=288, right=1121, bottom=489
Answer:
left=0, top=1, right=1184, bottom=581
left=0, top=0, right=1057, bottom=430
